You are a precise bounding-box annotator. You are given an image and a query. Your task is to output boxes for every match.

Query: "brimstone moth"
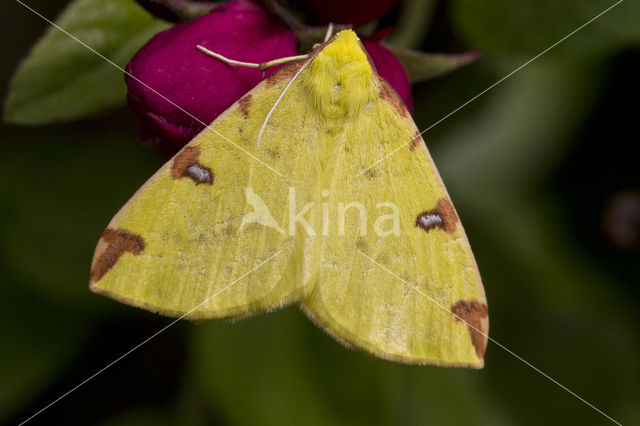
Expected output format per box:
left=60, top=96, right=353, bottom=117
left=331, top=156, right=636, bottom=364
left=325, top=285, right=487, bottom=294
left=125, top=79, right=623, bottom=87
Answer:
left=90, top=30, right=488, bottom=368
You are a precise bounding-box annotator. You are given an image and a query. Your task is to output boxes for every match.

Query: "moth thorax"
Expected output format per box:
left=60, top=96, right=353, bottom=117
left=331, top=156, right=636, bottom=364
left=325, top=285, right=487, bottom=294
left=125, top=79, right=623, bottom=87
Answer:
left=306, top=33, right=376, bottom=120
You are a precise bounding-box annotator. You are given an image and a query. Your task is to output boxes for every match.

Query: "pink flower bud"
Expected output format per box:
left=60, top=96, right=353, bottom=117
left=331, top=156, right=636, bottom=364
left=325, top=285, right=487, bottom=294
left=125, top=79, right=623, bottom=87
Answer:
left=126, top=0, right=296, bottom=154
left=302, top=0, right=404, bottom=27
left=363, top=40, right=412, bottom=113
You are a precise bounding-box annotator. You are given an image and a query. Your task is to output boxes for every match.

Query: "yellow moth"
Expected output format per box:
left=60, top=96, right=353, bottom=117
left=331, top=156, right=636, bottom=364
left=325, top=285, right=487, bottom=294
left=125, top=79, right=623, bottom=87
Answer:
left=90, top=30, right=488, bottom=368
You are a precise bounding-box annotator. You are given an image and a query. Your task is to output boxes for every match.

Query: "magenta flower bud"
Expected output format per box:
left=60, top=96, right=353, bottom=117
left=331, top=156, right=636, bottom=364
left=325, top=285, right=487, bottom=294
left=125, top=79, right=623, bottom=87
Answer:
left=126, top=0, right=296, bottom=154
left=363, top=40, right=412, bottom=113
left=302, top=0, right=404, bottom=27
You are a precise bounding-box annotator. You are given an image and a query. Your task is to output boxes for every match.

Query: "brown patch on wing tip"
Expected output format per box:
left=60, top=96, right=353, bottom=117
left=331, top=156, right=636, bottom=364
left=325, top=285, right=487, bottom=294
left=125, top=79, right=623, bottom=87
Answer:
left=238, top=94, right=252, bottom=116
left=415, top=198, right=459, bottom=234
left=90, top=228, right=145, bottom=284
left=377, top=76, right=409, bottom=117
left=265, top=60, right=304, bottom=88
left=409, top=132, right=424, bottom=151
left=171, top=145, right=214, bottom=185
left=451, top=300, right=489, bottom=360
left=171, top=146, right=199, bottom=178
left=436, top=198, right=458, bottom=233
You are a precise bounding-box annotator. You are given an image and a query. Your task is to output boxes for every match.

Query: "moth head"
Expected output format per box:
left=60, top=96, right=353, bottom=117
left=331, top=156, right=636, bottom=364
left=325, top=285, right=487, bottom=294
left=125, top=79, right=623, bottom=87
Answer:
left=306, top=30, right=377, bottom=118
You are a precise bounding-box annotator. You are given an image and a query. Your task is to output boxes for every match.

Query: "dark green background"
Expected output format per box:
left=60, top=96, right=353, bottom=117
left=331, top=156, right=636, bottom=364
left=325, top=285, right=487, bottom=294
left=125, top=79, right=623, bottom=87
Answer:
left=1, top=0, right=638, bottom=425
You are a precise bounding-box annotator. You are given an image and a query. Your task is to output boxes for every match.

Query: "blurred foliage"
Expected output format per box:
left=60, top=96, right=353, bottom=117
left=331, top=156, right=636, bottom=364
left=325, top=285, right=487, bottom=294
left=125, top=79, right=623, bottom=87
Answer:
left=3, top=0, right=168, bottom=124
left=452, top=0, right=640, bottom=58
left=0, top=274, right=89, bottom=422
left=1, top=0, right=639, bottom=425
left=0, top=114, right=161, bottom=308
left=191, top=309, right=511, bottom=426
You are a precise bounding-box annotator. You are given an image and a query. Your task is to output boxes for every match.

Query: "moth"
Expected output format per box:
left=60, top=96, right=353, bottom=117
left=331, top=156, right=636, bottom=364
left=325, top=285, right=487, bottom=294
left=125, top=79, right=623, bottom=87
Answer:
left=90, top=30, right=488, bottom=368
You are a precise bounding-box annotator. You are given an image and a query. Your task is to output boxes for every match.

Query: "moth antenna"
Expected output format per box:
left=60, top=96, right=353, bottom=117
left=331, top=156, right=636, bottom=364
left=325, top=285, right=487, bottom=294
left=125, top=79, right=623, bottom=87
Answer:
left=196, top=45, right=307, bottom=70
left=196, top=39, right=333, bottom=148
left=256, top=46, right=324, bottom=147
left=324, top=23, right=334, bottom=42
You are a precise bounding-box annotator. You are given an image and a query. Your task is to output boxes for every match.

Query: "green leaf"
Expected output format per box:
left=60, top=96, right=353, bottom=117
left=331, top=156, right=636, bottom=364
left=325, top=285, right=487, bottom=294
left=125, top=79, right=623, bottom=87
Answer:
left=386, top=45, right=480, bottom=83
left=4, top=0, right=169, bottom=125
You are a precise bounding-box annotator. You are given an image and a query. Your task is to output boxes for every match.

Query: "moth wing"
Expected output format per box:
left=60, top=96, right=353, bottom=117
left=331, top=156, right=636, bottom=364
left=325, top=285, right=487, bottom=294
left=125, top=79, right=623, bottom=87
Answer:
left=301, top=78, right=488, bottom=367
left=90, top=63, right=318, bottom=320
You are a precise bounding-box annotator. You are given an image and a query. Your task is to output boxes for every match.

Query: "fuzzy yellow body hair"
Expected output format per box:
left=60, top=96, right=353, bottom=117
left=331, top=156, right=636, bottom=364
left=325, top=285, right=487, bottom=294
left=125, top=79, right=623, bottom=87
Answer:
left=90, top=30, right=488, bottom=368
left=306, top=31, right=377, bottom=120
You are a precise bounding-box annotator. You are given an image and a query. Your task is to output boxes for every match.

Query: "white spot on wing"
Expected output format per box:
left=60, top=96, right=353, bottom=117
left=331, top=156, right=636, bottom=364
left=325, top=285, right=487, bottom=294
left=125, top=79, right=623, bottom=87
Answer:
left=185, top=164, right=211, bottom=183
left=418, top=214, right=443, bottom=229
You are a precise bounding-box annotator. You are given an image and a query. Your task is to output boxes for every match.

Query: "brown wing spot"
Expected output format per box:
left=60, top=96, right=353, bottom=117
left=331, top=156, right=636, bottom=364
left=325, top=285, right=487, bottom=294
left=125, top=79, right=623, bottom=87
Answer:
left=415, top=198, right=458, bottom=234
left=238, top=94, right=252, bottom=116
left=170, top=145, right=214, bottom=185
left=171, top=145, right=199, bottom=178
left=409, top=131, right=424, bottom=151
left=451, top=300, right=489, bottom=360
left=265, top=61, right=305, bottom=88
left=377, top=76, right=409, bottom=117
left=90, top=228, right=145, bottom=284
